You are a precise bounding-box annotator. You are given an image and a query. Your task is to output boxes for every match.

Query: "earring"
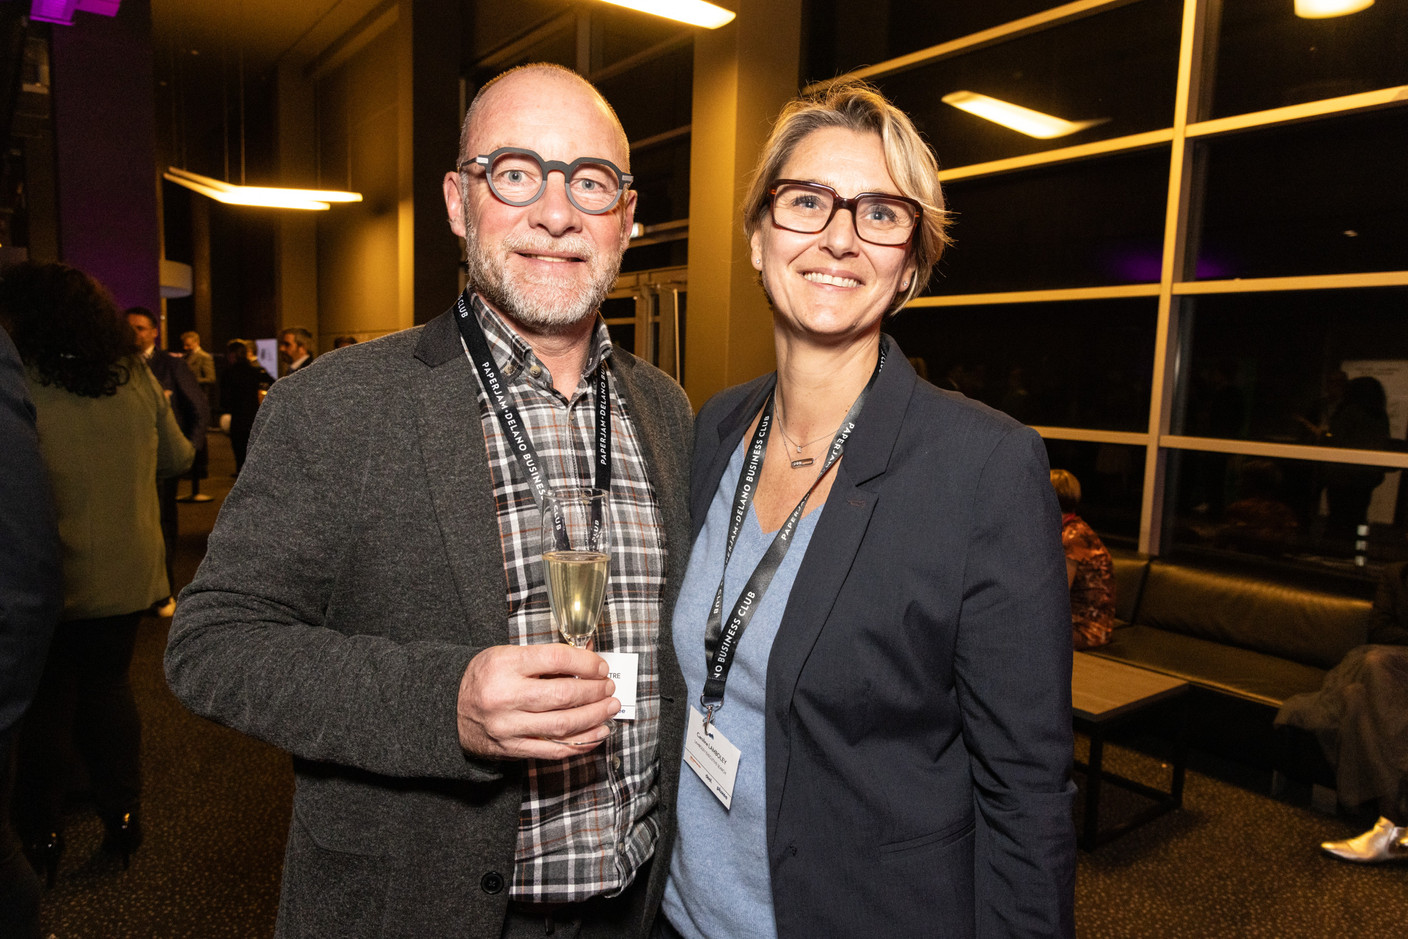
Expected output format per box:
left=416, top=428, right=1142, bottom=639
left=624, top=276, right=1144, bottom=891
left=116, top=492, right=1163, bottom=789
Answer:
left=901, top=280, right=909, bottom=290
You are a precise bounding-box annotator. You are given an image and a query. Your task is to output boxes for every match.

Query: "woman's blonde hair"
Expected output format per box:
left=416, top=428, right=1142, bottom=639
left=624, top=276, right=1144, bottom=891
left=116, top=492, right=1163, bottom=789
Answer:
left=742, top=78, right=952, bottom=313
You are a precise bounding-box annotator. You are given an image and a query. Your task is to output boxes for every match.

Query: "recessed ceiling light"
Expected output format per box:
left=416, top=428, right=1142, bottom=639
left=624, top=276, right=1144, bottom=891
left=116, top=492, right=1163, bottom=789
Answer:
left=1295, top=0, right=1374, bottom=18
left=942, top=91, right=1106, bottom=139
left=595, top=0, right=735, bottom=29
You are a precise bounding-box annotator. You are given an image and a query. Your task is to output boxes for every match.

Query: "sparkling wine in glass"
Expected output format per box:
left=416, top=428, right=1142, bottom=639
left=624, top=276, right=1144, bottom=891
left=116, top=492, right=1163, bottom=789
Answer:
left=541, top=488, right=610, bottom=649
left=541, top=488, right=613, bottom=743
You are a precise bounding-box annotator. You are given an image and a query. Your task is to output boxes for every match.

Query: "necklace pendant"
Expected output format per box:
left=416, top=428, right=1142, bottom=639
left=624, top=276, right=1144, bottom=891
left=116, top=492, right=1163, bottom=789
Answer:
left=790, top=457, right=815, bottom=469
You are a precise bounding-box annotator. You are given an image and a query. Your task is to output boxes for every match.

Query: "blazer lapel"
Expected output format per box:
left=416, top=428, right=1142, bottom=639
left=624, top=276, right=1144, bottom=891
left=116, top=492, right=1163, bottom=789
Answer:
left=693, top=375, right=776, bottom=539
left=409, top=309, right=508, bottom=637
left=764, top=344, right=918, bottom=830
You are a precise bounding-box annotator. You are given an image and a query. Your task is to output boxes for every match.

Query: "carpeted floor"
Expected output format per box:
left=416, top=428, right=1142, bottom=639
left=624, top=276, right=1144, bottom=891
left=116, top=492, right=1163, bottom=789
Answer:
left=31, top=433, right=1408, bottom=937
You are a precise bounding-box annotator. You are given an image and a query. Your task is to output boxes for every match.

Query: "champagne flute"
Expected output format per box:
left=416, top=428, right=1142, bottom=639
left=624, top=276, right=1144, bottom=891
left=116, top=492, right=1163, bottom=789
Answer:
left=540, top=487, right=614, bottom=739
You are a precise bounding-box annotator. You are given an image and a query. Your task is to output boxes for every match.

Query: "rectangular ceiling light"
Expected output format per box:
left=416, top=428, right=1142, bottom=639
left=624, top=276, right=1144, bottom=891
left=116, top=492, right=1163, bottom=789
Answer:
left=1295, top=0, right=1374, bottom=16
left=595, top=0, right=735, bottom=29
left=164, top=168, right=363, bottom=212
left=942, top=91, right=1105, bottom=140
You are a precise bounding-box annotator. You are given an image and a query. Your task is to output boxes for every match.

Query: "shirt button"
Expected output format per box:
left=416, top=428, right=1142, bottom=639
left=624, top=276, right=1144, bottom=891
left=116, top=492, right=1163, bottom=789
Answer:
left=528, top=364, right=543, bottom=378
left=612, top=755, right=622, bottom=770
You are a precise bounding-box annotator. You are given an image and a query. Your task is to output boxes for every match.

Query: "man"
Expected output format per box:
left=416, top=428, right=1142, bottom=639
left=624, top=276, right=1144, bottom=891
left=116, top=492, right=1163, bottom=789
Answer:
left=0, top=324, right=62, bottom=938
left=181, top=330, right=218, bottom=425
left=180, top=331, right=218, bottom=501
left=126, top=308, right=209, bottom=613
left=277, top=326, right=314, bottom=375
left=165, top=64, right=692, bottom=939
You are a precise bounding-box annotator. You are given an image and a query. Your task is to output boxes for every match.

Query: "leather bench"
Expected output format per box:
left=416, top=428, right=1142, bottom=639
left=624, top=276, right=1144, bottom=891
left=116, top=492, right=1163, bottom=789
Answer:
left=1086, top=551, right=1374, bottom=782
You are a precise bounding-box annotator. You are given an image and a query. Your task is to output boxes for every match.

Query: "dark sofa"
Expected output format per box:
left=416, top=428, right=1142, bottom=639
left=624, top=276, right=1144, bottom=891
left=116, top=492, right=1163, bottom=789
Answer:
left=1087, top=551, right=1375, bottom=784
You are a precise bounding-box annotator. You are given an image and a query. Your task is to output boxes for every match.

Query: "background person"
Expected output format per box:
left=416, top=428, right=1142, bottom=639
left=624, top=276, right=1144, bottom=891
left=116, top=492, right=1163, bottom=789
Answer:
left=658, top=80, right=1075, bottom=939
left=180, top=329, right=218, bottom=423
left=0, top=320, right=63, bottom=937
left=1278, top=561, right=1408, bottom=863
left=125, top=307, right=208, bottom=614
left=1051, top=468, right=1116, bottom=650
left=1322, top=375, right=1390, bottom=548
left=179, top=330, right=217, bottom=502
left=1, top=263, right=193, bottom=885
left=165, top=64, right=692, bottom=938
left=276, top=326, right=314, bottom=375
left=218, top=339, right=272, bottom=475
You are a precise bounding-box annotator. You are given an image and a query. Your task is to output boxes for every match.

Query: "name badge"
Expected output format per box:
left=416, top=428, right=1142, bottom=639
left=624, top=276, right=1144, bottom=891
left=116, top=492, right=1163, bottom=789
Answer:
left=683, top=706, right=740, bottom=810
left=598, top=651, right=639, bottom=721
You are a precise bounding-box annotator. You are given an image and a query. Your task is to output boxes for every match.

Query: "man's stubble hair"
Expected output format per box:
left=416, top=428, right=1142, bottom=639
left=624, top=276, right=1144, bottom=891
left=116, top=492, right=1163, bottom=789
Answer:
left=459, top=184, right=627, bottom=336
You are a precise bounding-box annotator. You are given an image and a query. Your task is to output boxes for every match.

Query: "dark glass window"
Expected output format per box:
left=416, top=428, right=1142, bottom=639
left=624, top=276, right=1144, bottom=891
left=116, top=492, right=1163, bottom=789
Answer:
left=887, top=298, right=1156, bottom=432
left=470, top=27, right=576, bottom=88
left=602, top=294, right=637, bottom=353
left=804, top=0, right=1080, bottom=80
left=595, top=43, right=693, bottom=145
left=593, top=8, right=689, bottom=71
left=869, top=0, right=1181, bottom=168
left=626, top=135, right=689, bottom=227
left=935, top=148, right=1169, bottom=293
left=1165, top=450, right=1408, bottom=573
left=1175, top=288, right=1408, bottom=446
left=620, top=239, right=688, bottom=274
left=1192, top=109, right=1408, bottom=280
left=1209, top=0, right=1408, bottom=120
left=1043, top=439, right=1145, bottom=546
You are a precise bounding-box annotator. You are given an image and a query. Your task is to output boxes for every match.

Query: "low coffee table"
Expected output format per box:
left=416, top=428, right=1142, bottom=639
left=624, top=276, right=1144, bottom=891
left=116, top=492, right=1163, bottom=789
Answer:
left=1071, top=651, right=1190, bottom=850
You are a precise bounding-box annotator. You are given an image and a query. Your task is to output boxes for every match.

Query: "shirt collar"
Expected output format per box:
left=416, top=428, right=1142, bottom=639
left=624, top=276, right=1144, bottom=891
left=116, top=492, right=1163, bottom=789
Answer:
left=467, top=290, right=613, bottom=391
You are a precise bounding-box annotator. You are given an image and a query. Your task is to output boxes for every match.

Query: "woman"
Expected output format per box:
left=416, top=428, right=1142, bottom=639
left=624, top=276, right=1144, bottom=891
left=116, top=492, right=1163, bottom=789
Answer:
left=658, top=81, right=1075, bottom=939
left=0, top=263, right=193, bottom=883
left=1051, top=469, right=1116, bottom=649
left=220, top=338, right=273, bottom=474
left=1277, top=561, right=1408, bottom=863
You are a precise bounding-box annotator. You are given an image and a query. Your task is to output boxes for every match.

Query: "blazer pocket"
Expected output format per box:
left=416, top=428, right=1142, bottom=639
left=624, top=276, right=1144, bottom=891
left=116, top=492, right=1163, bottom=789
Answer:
left=293, top=768, right=394, bottom=857
left=878, top=819, right=975, bottom=859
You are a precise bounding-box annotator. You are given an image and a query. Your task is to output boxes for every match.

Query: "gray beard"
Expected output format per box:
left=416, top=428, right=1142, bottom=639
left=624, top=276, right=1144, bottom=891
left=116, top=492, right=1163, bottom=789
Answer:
left=462, top=208, right=621, bottom=336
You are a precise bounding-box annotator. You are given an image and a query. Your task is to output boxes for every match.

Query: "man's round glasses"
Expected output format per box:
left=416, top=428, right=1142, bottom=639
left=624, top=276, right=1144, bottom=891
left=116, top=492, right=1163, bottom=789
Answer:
left=767, top=180, right=922, bottom=247
left=458, top=147, right=633, bottom=215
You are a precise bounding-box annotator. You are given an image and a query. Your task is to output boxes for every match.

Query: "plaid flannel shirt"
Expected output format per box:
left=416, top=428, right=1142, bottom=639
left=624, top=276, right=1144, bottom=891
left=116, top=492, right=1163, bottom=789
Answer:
left=464, top=292, right=667, bottom=902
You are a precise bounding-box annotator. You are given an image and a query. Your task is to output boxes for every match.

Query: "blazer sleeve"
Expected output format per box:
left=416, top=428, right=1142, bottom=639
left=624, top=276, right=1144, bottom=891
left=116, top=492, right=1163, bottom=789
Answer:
left=145, top=366, right=195, bottom=479
left=0, top=331, right=62, bottom=742
left=953, top=424, right=1077, bottom=938
left=165, top=361, right=501, bottom=784
left=168, top=354, right=210, bottom=449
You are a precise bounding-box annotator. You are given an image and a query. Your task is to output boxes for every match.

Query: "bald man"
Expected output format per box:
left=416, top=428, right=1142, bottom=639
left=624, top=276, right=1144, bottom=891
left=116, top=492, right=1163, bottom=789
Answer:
left=166, top=64, right=692, bottom=939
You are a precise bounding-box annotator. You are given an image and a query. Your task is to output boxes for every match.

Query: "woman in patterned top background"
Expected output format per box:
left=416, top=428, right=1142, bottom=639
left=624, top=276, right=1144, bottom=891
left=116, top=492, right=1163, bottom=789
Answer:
left=1051, top=469, right=1115, bottom=650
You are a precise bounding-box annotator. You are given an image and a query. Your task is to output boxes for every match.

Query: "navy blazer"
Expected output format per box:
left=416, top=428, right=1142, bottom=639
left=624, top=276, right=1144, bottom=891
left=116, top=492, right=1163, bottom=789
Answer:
left=690, top=343, right=1076, bottom=938
left=0, top=327, right=61, bottom=752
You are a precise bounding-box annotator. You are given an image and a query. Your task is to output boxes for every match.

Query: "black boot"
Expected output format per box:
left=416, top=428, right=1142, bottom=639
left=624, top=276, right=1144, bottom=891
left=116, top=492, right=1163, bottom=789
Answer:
left=22, top=830, right=64, bottom=888
left=100, top=809, right=143, bottom=869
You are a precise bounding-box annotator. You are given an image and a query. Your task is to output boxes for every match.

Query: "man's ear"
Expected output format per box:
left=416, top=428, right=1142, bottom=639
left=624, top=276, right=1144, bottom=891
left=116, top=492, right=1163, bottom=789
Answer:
left=617, top=190, right=638, bottom=252
left=443, top=172, right=467, bottom=239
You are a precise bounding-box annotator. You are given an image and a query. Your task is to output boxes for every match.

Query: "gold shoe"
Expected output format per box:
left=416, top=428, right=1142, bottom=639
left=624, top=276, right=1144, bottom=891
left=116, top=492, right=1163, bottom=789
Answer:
left=1320, top=817, right=1408, bottom=863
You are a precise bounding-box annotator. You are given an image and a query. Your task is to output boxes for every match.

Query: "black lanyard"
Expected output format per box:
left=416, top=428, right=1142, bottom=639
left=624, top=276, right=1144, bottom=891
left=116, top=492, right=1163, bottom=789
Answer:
left=700, top=343, right=885, bottom=726
left=454, top=293, right=612, bottom=544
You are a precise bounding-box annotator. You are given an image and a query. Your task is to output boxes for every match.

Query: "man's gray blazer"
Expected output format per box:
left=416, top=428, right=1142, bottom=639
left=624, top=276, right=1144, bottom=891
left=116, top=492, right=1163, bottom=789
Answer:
left=166, top=306, right=693, bottom=938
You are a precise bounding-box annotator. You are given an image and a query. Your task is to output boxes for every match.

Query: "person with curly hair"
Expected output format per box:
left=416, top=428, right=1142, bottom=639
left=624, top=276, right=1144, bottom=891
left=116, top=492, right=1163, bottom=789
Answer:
left=1051, top=469, right=1116, bottom=650
left=0, top=262, right=192, bottom=886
